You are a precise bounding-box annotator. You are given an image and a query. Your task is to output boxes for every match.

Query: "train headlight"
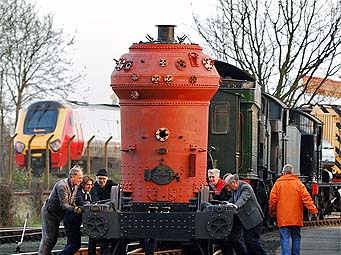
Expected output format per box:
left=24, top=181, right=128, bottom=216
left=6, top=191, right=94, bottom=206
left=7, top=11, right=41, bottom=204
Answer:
left=15, top=142, right=25, bottom=154
left=50, top=139, right=61, bottom=152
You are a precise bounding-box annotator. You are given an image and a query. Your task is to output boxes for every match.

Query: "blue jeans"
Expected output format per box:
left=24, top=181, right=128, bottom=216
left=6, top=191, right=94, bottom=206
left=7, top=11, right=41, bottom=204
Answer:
left=278, top=226, right=301, bottom=255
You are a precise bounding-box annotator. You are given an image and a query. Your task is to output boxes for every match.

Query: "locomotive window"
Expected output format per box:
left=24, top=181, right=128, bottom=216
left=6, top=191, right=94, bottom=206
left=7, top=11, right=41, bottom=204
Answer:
left=269, top=103, right=281, bottom=120
left=301, top=116, right=314, bottom=134
left=211, top=103, right=230, bottom=134
left=24, top=109, right=58, bottom=134
left=294, top=115, right=314, bottom=134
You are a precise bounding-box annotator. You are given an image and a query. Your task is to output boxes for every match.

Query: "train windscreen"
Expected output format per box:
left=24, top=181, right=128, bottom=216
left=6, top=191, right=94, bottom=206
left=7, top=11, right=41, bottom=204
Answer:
left=24, top=108, right=58, bottom=134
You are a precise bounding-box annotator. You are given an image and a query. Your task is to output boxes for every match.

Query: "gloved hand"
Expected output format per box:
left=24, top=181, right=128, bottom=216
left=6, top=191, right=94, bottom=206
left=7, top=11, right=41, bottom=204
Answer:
left=230, top=203, right=238, bottom=210
left=74, top=206, right=84, bottom=214
left=269, top=209, right=276, bottom=219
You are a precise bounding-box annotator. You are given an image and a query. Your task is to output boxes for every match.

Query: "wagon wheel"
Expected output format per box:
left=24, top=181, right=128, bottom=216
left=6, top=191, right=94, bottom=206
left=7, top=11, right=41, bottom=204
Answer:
left=207, top=216, right=231, bottom=239
left=83, top=215, right=109, bottom=238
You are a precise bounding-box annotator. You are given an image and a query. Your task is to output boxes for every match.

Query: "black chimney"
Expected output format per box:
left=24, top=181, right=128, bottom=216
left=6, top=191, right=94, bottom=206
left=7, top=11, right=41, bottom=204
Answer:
left=156, top=25, right=176, bottom=43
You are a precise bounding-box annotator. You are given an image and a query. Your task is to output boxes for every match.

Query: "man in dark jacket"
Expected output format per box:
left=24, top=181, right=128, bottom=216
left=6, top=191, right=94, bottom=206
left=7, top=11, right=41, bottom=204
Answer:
left=91, top=168, right=116, bottom=202
left=38, top=165, right=83, bottom=255
left=90, top=169, right=117, bottom=255
left=226, top=174, right=266, bottom=255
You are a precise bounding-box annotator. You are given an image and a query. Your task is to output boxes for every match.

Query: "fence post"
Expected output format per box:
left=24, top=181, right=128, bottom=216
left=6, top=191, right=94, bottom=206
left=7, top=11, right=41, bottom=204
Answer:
left=104, top=136, right=112, bottom=171
left=68, top=135, right=76, bottom=170
left=86, top=136, right=95, bottom=176
left=8, top=133, right=18, bottom=182
left=27, top=135, right=36, bottom=190
left=45, top=134, right=54, bottom=190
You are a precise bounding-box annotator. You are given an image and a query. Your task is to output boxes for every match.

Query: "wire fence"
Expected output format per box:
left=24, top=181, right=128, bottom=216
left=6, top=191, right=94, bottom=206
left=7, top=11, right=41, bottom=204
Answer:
left=0, top=133, right=121, bottom=192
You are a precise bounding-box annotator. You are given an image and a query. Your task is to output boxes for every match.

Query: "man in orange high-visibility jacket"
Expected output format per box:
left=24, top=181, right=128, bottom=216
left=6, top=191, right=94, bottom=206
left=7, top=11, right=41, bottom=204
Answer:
left=269, top=164, right=318, bottom=255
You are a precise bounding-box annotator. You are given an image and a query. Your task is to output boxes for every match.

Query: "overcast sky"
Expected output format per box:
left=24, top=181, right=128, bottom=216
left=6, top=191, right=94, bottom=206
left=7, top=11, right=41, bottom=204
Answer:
left=31, top=0, right=216, bottom=104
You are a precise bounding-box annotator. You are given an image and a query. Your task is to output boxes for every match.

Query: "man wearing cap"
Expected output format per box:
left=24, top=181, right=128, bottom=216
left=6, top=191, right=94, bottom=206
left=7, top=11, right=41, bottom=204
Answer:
left=90, top=168, right=117, bottom=202
left=89, top=169, right=117, bottom=255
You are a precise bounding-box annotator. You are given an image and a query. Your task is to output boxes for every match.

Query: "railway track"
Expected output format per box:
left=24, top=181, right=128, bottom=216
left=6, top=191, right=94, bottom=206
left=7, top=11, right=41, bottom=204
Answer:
left=127, top=248, right=183, bottom=255
left=303, top=217, right=341, bottom=227
left=3, top=218, right=340, bottom=255
left=0, top=227, right=65, bottom=244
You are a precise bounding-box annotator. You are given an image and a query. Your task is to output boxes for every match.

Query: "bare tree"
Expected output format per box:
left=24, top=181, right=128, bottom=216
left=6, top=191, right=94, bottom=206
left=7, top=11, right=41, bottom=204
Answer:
left=0, top=0, right=81, bottom=126
left=0, top=1, right=15, bottom=177
left=0, top=0, right=81, bottom=176
left=193, top=0, right=341, bottom=106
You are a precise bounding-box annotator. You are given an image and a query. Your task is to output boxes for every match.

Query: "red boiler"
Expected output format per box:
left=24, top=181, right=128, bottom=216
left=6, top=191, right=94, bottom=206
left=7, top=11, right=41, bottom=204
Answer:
left=111, top=25, right=220, bottom=203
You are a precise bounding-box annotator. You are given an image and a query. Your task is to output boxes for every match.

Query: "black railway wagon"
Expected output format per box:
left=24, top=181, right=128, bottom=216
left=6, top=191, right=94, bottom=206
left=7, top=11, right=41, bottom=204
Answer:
left=209, top=60, right=337, bottom=221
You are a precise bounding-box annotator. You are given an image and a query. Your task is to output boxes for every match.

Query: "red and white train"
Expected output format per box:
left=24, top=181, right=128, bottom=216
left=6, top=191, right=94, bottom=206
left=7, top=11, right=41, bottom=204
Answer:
left=14, top=100, right=121, bottom=175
